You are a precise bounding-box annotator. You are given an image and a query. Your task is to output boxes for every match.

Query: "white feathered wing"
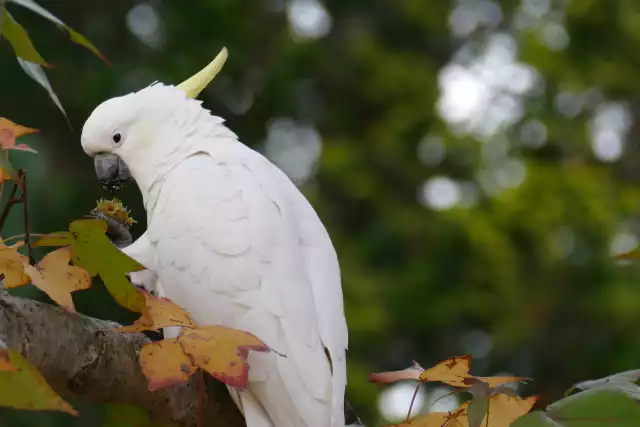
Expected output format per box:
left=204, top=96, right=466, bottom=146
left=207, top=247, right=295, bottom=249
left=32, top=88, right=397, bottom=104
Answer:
left=135, top=138, right=348, bottom=427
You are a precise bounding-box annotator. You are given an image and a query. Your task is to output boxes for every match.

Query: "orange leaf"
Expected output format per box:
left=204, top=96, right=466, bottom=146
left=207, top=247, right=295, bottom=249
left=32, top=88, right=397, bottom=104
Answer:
left=396, top=396, right=535, bottom=427
left=486, top=394, right=537, bottom=427
left=455, top=394, right=537, bottom=427
left=394, top=404, right=469, bottom=427
left=369, top=361, right=424, bottom=384
left=23, top=247, right=91, bottom=312
left=447, top=404, right=471, bottom=427
left=0, top=168, right=11, bottom=184
left=178, top=326, right=272, bottom=389
left=0, top=351, right=16, bottom=372
left=393, top=411, right=451, bottom=426
left=116, top=292, right=197, bottom=333
left=140, top=339, right=196, bottom=391
left=418, top=355, right=473, bottom=387
left=389, top=391, right=536, bottom=427
left=0, top=239, right=30, bottom=288
left=0, top=118, right=39, bottom=153
left=372, top=355, right=530, bottom=393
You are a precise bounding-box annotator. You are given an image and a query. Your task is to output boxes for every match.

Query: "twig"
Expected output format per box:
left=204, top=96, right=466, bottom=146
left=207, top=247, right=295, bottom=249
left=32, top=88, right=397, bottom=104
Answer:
left=406, top=382, right=422, bottom=422
left=0, top=151, right=10, bottom=203
left=19, top=170, right=34, bottom=263
left=0, top=172, right=22, bottom=232
left=0, top=170, right=34, bottom=263
left=485, top=398, right=490, bottom=427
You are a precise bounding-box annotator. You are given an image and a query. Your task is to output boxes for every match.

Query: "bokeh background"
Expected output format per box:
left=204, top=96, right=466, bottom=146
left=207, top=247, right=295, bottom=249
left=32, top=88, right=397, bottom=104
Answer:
left=3, top=0, right=640, bottom=425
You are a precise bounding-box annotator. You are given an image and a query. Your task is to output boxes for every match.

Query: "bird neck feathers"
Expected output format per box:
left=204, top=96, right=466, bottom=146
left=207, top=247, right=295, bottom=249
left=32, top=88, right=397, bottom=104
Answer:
left=129, top=84, right=238, bottom=214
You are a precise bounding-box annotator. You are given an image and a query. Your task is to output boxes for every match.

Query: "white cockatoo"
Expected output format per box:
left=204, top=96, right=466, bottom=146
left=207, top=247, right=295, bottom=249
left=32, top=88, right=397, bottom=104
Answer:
left=81, top=48, right=349, bottom=427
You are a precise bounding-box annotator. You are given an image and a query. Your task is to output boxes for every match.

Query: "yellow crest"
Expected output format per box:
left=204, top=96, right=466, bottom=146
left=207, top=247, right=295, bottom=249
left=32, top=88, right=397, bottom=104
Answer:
left=176, top=47, right=228, bottom=99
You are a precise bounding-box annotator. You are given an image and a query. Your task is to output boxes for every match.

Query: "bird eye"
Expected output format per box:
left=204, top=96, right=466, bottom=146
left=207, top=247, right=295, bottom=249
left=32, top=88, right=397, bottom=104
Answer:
left=113, top=133, right=122, bottom=144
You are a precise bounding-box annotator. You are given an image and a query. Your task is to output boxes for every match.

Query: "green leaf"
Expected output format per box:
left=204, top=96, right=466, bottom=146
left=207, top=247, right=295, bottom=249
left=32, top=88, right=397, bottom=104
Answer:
left=513, top=389, right=640, bottom=427
left=8, top=0, right=65, bottom=26
left=0, top=347, right=77, bottom=415
left=66, top=28, right=109, bottom=65
left=68, top=219, right=146, bottom=314
left=548, top=389, right=640, bottom=426
left=34, top=219, right=146, bottom=314
left=565, top=369, right=640, bottom=396
left=4, top=0, right=109, bottom=118
left=8, top=0, right=109, bottom=64
left=16, top=57, right=68, bottom=120
left=511, top=411, right=563, bottom=427
left=467, top=395, right=489, bottom=427
left=1, top=8, right=48, bottom=66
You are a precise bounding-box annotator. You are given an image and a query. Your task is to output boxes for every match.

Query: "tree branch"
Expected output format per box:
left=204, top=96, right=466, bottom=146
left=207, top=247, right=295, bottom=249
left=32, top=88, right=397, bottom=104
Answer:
left=0, top=293, right=245, bottom=427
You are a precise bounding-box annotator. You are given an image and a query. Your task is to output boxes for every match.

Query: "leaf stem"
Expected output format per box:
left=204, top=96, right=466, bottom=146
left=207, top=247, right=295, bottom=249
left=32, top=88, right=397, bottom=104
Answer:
left=406, top=381, right=422, bottom=422
left=20, top=170, right=34, bottom=263
left=0, top=171, right=22, bottom=232
left=3, top=232, right=47, bottom=243
left=485, top=398, right=490, bottom=427
left=0, top=151, right=10, bottom=203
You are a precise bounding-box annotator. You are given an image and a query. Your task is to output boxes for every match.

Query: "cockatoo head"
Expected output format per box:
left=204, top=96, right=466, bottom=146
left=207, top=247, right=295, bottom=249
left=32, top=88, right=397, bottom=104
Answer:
left=81, top=48, right=228, bottom=192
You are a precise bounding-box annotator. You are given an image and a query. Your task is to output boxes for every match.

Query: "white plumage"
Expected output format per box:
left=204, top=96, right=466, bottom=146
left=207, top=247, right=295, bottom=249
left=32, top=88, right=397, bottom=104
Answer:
left=81, top=79, right=349, bottom=427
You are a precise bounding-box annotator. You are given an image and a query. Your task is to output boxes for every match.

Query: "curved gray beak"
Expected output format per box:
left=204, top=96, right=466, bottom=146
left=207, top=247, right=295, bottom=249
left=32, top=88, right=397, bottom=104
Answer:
left=94, top=153, right=132, bottom=192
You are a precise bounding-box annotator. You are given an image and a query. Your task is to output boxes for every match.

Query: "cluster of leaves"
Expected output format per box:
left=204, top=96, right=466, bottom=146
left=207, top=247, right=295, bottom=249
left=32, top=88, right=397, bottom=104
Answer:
left=0, top=118, right=274, bottom=420
left=370, top=355, right=640, bottom=427
left=115, top=293, right=275, bottom=391
left=0, top=0, right=108, bottom=118
left=0, top=217, right=275, bottom=416
left=371, top=356, right=534, bottom=427
left=0, top=214, right=276, bottom=416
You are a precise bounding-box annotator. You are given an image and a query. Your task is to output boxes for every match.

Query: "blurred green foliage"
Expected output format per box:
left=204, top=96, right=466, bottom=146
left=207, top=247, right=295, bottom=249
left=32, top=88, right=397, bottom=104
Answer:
left=3, top=0, right=640, bottom=425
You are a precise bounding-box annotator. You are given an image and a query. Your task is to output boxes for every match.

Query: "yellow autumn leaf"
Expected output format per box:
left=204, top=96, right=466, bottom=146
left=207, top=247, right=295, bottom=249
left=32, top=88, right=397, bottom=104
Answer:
left=0, top=117, right=39, bottom=153
left=116, top=291, right=197, bottom=333
left=394, top=403, right=469, bottom=427
left=23, top=247, right=91, bottom=311
left=418, top=355, right=473, bottom=387
left=456, top=395, right=537, bottom=427
left=178, top=326, right=272, bottom=389
left=139, top=339, right=196, bottom=392
left=0, top=239, right=30, bottom=288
